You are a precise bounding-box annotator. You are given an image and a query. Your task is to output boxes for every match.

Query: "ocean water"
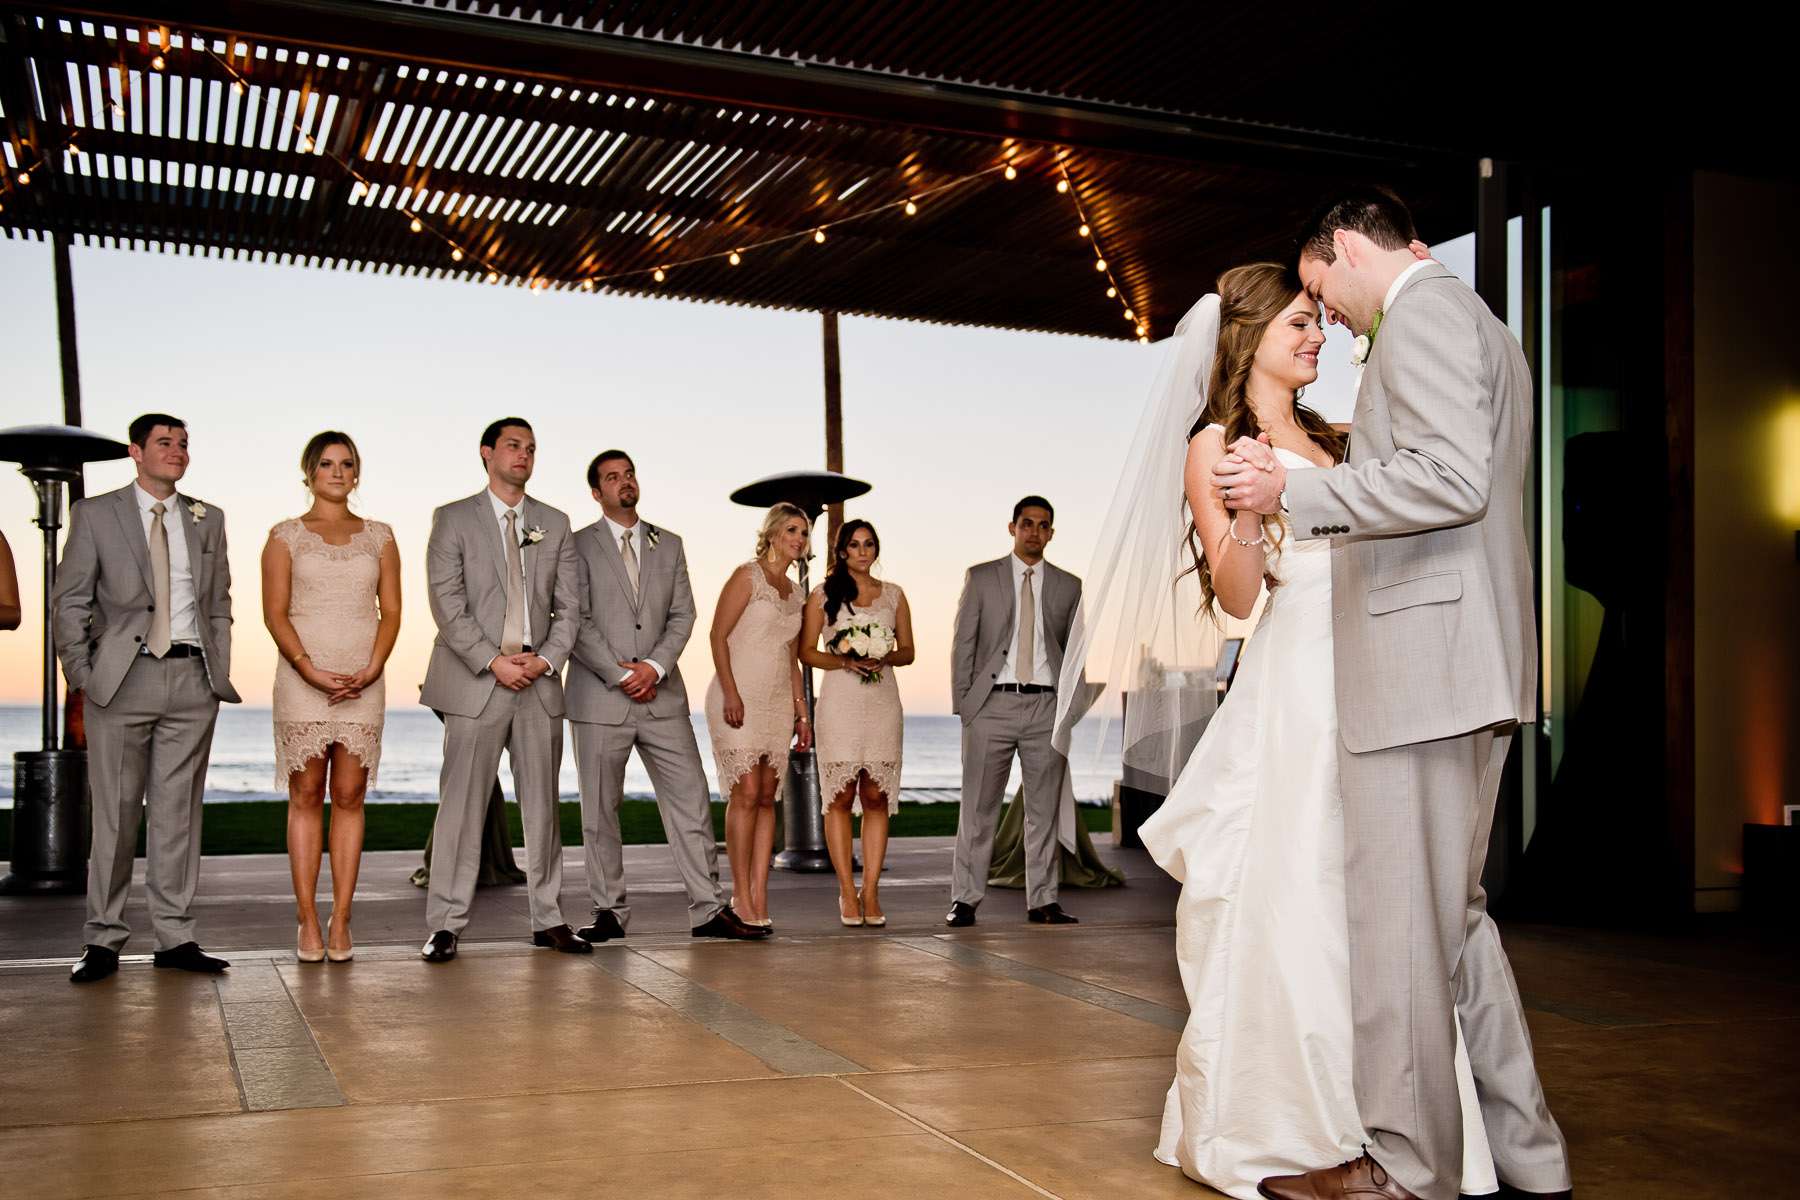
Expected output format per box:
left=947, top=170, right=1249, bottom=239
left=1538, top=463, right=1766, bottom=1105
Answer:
left=0, top=706, right=1123, bottom=805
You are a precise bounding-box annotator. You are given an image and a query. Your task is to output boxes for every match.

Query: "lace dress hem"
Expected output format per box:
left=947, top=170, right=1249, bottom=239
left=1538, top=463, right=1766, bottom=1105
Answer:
left=273, top=722, right=384, bottom=788
left=817, top=760, right=900, bottom=815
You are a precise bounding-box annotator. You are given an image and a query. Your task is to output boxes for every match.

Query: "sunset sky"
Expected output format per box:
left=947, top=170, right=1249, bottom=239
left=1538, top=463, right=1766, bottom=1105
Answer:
left=0, top=235, right=1450, bottom=714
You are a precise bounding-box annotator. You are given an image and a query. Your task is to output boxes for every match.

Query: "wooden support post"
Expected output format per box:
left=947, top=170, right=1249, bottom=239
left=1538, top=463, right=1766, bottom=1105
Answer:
left=52, top=232, right=84, bottom=501
left=822, top=310, right=844, bottom=550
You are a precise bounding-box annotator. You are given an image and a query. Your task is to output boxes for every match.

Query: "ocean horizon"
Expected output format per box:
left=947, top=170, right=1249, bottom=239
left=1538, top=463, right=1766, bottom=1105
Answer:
left=0, top=705, right=1124, bottom=807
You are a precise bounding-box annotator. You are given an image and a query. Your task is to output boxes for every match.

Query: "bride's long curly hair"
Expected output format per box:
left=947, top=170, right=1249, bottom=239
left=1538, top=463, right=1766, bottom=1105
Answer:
left=1181, top=262, right=1346, bottom=615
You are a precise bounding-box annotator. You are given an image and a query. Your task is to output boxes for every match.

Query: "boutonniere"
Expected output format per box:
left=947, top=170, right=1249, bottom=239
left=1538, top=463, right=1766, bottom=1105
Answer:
left=521, top=526, right=546, bottom=547
left=1349, top=308, right=1385, bottom=368
left=643, top=525, right=661, bottom=550
left=187, top=501, right=207, bottom=523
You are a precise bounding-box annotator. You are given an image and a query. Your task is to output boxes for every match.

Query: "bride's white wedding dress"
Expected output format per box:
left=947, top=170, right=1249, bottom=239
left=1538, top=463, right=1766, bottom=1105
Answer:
left=1139, top=442, right=1497, bottom=1200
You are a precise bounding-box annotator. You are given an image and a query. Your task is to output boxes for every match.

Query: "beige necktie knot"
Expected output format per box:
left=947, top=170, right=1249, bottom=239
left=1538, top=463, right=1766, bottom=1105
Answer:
left=147, top=501, right=173, bottom=657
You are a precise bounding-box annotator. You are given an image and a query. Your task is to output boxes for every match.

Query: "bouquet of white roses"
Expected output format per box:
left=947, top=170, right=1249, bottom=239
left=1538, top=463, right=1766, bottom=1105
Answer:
left=828, top=621, right=897, bottom=685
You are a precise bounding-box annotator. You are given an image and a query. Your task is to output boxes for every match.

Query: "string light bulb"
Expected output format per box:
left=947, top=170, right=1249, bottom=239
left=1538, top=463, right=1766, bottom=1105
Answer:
left=299, top=135, right=314, bottom=153
left=653, top=267, right=666, bottom=283
left=1124, top=309, right=1134, bottom=321
left=486, top=271, right=500, bottom=284
left=450, top=247, right=464, bottom=262
left=728, top=250, right=742, bottom=266
left=409, top=216, right=423, bottom=233
left=233, top=79, right=246, bottom=96
left=1056, top=178, right=1069, bottom=194
left=1106, top=286, right=1117, bottom=298
left=1094, top=258, right=1106, bottom=272
left=351, top=180, right=367, bottom=199
left=151, top=54, right=165, bottom=71
left=1078, top=223, right=1090, bottom=238
left=813, top=228, right=826, bottom=243
left=16, top=170, right=28, bottom=185
left=580, top=279, right=595, bottom=292
left=1003, top=164, right=1017, bottom=180
left=904, top=198, right=918, bottom=216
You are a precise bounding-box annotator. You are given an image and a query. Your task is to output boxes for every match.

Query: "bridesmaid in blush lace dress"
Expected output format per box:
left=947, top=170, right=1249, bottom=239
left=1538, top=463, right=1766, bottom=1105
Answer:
left=262, top=431, right=401, bottom=963
left=704, top=503, right=812, bottom=929
left=800, top=519, right=914, bottom=927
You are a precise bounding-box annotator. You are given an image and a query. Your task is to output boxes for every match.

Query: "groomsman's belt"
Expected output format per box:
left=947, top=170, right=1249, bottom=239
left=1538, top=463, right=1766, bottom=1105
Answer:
left=142, top=643, right=204, bottom=658
left=992, top=683, right=1053, bottom=694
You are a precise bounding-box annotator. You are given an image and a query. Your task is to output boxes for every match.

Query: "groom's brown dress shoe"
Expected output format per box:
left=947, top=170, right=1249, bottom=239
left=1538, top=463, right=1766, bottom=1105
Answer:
left=532, top=924, right=593, bottom=954
left=1259, top=1153, right=1423, bottom=1200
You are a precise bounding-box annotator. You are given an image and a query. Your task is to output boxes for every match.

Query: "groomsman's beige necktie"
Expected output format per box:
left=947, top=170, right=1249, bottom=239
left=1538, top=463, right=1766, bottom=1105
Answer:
left=621, top=529, right=641, bottom=598
left=501, top=509, right=526, bottom=655
left=1017, top=566, right=1036, bottom=686
left=147, top=501, right=173, bottom=657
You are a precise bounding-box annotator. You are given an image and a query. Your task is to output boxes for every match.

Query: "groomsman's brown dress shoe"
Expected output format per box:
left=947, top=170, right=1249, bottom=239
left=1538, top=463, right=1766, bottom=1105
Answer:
left=421, top=930, right=458, bottom=962
left=70, top=945, right=119, bottom=984
left=691, top=907, right=769, bottom=940
left=1259, top=1153, right=1423, bottom=1200
left=1027, top=902, right=1079, bottom=925
left=152, top=943, right=229, bottom=973
left=533, top=924, right=593, bottom=954
left=577, top=910, right=625, bottom=943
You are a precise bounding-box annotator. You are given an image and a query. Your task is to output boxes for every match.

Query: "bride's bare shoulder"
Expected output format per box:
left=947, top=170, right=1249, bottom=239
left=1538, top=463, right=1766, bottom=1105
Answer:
left=1187, top=423, right=1227, bottom=461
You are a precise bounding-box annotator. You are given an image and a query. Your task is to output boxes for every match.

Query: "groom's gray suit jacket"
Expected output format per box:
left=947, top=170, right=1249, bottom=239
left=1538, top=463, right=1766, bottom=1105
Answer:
left=565, top=520, right=695, bottom=722
left=1285, top=262, right=1536, bottom=753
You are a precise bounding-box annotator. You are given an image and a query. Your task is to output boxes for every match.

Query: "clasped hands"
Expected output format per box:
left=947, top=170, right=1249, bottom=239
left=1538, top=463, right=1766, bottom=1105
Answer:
left=490, top=652, right=551, bottom=691
left=1209, top=434, right=1286, bottom=516
left=617, top=659, right=658, bottom=704
left=299, top=658, right=384, bottom=706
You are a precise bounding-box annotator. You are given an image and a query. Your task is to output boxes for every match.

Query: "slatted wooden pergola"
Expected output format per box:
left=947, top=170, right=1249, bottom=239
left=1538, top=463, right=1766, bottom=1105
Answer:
left=0, top=0, right=1494, bottom=345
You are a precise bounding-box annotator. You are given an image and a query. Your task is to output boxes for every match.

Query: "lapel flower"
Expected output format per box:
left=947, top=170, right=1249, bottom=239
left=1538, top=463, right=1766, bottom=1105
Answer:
left=1349, top=335, right=1372, bottom=367
left=187, top=501, right=207, bottom=523
left=522, top=525, right=547, bottom=546
left=643, top=524, right=661, bottom=550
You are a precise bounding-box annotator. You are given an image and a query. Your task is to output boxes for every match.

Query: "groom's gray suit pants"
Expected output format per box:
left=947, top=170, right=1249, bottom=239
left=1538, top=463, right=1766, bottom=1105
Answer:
left=1342, top=725, right=1570, bottom=1200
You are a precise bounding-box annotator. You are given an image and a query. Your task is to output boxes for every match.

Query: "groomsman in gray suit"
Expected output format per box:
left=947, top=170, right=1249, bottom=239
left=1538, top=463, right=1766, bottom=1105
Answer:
left=566, top=451, right=765, bottom=942
left=54, top=414, right=241, bottom=983
left=1218, top=189, right=1570, bottom=1200
left=947, top=496, right=1083, bottom=927
left=420, top=418, right=588, bottom=962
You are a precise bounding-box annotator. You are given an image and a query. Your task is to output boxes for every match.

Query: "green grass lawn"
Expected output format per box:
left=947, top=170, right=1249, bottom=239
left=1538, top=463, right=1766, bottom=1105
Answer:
left=0, top=800, right=1114, bottom=857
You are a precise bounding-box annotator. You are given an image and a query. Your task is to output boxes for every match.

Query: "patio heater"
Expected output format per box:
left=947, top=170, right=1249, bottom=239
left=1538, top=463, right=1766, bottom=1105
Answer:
left=0, top=424, right=129, bottom=893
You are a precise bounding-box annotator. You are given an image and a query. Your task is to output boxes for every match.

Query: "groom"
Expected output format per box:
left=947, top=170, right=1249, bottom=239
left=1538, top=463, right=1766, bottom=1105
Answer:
left=420, top=418, right=588, bottom=961
left=1214, top=190, right=1570, bottom=1200
left=566, top=450, right=765, bottom=942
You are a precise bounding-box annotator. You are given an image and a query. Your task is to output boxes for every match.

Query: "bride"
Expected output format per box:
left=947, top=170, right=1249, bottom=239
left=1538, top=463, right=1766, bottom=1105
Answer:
left=1056, top=262, right=1496, bottom=1200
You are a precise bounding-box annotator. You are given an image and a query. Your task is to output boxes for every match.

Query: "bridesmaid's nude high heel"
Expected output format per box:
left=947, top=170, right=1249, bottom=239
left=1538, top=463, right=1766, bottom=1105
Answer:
left=296, top=924, right=325, bottom=964
left=860, top=893, right=886, bottom=928
left=326, top=918, right=354, bottom=963
left=840, top=895, right=865, bottom=927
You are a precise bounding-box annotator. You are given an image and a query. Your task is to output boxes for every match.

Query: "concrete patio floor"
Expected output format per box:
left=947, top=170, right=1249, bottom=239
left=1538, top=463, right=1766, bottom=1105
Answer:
left=0, top=838, right=1794, bottom=1199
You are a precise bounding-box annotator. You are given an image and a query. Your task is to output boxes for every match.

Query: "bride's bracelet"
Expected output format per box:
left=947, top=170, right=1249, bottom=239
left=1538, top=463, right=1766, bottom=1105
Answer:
left=1228, top=514, right=1266, bottom=549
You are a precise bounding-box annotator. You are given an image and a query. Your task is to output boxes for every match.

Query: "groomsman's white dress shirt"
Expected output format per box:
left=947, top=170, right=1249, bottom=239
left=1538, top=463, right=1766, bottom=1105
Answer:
left=134, top=483, right=200, bottom=647
left=602, top=513, right=665, bottom=683
left=487, top=488, right=551, bottom=671
left=994, top=553, right=1054, bottom=687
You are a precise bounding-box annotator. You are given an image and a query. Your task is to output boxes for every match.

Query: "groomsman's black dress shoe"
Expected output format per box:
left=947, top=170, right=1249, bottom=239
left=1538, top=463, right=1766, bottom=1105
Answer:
left=577, top=910, right=625, bottom=943
left=70, top=945, right=119, bottom=984
left=945, top=901, right=976, bottom=927
left=152, top=943, right=230, bottom=973
left=421, top=930, right=459, bottom=962
left=1027, top=903, right=1078, bottom=925
left=532, top=924, right=593, bottom=954
left=691, top=907, right=769, bottom=940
